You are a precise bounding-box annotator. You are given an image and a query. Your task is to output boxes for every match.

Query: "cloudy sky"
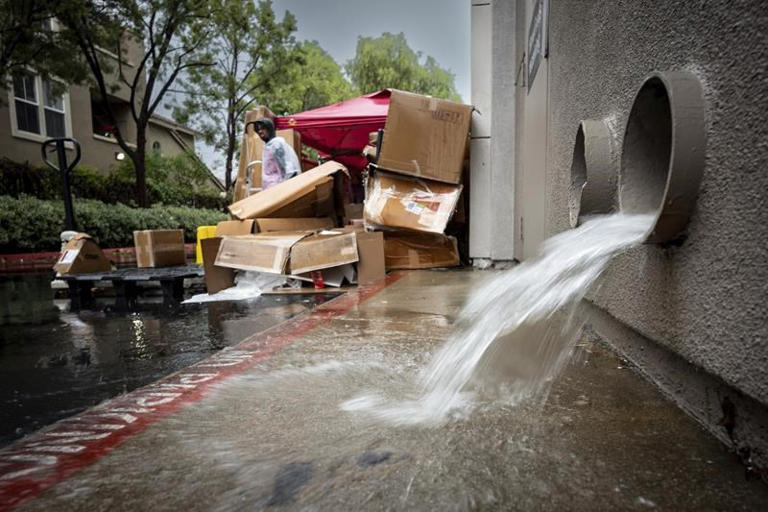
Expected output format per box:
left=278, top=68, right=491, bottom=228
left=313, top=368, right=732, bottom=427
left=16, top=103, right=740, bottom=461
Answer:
left=195, top=0, right=471, bottom=178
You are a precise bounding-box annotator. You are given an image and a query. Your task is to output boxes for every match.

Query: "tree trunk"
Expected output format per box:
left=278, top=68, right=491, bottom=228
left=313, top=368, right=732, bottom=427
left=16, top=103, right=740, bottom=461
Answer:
left=134, top=129, right=148, bottom=207
left=225, top=137, right=235, bottom=192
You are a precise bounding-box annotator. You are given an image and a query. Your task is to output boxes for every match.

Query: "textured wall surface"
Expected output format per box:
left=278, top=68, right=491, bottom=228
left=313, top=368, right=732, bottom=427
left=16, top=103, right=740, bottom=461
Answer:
left=544, top=1, right=768, bottom=405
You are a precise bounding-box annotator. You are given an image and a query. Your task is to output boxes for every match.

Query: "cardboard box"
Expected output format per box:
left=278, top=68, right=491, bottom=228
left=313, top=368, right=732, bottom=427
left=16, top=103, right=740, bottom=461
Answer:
left=201, top=237, right=235, bottom=294
left=289, top=230, right=359, bottom=275
left=215, top=219, right=256, bottom=236
left=228, top=161, right=348, bottom=220
left=214, top=232, right=310, bottom=273
left=355, top=231, right=386, bottom=284
left=255, top=217, right=335, bottom=233
left=377, top=90, right=472, bottom=184
left=133, top=230, right=186, bottom=268
left=344, top=203, right=364, bottom=224
left=383, top=231, right=460, bottom=270
left=53, top=233, right=112, bottom=274
left=364, top=171, right=462, bottom=234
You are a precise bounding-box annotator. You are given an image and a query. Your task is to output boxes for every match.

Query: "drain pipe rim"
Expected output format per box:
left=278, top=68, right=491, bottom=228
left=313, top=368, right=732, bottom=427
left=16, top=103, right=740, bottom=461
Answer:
left=619, top=71, right=706, bottom=243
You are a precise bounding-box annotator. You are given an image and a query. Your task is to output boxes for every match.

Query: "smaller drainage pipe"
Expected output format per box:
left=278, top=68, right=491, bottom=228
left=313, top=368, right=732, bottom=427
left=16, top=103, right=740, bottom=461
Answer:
left=619, top=71, right=706, bottom=243
left=568, top=119, right=616, bottom=227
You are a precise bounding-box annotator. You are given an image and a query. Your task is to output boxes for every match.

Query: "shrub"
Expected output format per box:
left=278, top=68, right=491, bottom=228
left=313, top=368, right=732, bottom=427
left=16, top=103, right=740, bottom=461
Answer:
left=0, top=195, right=228, bottom=253
left=0, top=154, right=226, bottom=210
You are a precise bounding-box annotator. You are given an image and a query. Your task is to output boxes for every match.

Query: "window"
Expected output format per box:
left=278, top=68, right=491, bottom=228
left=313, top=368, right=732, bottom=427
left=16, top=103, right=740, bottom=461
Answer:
left=9, top=71, right=71, bottom=141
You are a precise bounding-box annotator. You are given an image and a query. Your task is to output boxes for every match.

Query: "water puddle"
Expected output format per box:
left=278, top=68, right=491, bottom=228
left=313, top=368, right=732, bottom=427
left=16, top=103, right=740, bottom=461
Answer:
left=343, top=213, right=654, bottom=425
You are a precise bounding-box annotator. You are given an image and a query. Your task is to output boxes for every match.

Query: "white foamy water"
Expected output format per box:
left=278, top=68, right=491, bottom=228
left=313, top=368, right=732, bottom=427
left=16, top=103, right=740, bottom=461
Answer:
left=342, top=213, right=655, bottom=425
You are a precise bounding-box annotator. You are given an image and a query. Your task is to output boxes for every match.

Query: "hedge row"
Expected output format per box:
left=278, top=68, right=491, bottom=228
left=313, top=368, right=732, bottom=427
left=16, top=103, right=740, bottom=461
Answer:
left=0, top=156, right=227, bottom=210
left=0, top=195, right=228, bottom=253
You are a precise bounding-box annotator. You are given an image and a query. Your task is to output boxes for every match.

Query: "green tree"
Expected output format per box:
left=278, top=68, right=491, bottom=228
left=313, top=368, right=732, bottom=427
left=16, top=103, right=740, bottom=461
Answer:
left=171, top=0, right=297, bottom=192
left=345, top=32, right=460, bottom=102
left=263, top=40, right=356, bottom=115
left=0, top=0, right=88, bottom=91
left=57, top=0, right=212, bottom=207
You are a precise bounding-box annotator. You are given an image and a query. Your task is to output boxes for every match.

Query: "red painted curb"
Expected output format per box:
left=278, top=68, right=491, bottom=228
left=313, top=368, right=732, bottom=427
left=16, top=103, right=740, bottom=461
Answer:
left=0, top=272, right=403, bottom=510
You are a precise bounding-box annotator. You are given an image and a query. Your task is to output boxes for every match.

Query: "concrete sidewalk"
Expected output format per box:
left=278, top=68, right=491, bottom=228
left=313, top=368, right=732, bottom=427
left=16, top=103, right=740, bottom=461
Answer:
left=2, top=270, right=767, bottom=511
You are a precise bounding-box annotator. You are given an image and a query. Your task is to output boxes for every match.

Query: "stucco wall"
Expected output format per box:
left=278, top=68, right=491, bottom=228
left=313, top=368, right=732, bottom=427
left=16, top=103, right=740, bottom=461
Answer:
left=543, top=1, right=768, bottom=406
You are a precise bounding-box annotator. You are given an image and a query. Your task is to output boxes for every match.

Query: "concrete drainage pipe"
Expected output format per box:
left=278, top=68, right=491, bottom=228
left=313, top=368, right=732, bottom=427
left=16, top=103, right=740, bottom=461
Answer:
left=568, top=119, right=617, bottom=227
left=619, top=71, right=706, bottom=243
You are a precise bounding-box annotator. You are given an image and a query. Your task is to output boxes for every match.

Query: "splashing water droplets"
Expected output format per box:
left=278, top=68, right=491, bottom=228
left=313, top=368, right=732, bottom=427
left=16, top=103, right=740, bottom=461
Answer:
left=342, top=213, right=655, bottom=425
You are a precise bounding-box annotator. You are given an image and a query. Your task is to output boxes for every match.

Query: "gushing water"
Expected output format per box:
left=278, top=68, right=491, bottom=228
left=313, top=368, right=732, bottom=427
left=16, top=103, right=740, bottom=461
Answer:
left=342, top=213, right=655, bottom=425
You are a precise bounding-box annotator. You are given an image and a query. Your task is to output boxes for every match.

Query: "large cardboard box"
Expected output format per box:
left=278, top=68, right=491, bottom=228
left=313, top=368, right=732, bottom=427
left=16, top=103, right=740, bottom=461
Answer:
left=200, top=237, right=235, bottom=294
left=133, top=230, right=186, bottom=268
left=383, top=231, right=460, bottom=270
left=214, top=233, right=310, bottom=273
left=289, top=230, right=359, bottom=275
left=228, top=161, right=347, bottom=220
left=255, top=217, right=335, bottom=233
left=364, top=171, right=462, bottom=234
left=377, top=90, right=472, bottom=184
left=53, top=234, right=112, bottom=274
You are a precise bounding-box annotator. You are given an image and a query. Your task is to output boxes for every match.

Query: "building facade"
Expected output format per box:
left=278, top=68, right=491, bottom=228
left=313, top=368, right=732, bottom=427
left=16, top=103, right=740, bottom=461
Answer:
left=471, top=0, right=768, bottom=471
left=0, top=34, right=222, bottom=192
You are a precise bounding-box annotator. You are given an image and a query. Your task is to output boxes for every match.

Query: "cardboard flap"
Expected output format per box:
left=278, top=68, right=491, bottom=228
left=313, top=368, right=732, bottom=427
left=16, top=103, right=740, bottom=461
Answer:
left=214, top=233, right=310, bottom=274
left=228, top=160, right=348, bottom=220
left=201, top=237, right=235, bottom=294
left=215, top=220, right=256, bottom=236
left=289, top=231, right=359, bottom=275
left=255, top=217, right=335, bottom=233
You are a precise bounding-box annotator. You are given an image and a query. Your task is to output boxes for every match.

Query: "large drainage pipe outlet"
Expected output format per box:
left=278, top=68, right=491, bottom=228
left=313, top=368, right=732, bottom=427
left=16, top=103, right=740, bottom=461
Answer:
left=619, top=71, right=706, bottom=243
left=568, top=119, right=616, bottom=227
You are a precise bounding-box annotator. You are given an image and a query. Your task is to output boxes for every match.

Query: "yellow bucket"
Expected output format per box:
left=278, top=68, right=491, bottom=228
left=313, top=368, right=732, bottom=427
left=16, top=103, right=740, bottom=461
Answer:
left=195, top=226, right=217, bottom=264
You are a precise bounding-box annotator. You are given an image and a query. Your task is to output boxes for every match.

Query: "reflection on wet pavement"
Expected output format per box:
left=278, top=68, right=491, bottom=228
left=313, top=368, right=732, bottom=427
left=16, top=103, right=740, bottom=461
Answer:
left=0, top=293, right=335, bottom=447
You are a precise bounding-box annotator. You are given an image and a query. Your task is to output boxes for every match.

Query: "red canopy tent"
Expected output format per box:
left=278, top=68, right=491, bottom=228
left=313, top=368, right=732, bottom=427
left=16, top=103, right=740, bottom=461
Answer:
left=274, top=89, right=390, bottom=173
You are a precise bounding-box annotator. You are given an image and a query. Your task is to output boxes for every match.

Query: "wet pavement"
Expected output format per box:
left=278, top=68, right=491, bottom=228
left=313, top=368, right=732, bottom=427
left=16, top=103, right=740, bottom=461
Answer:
left=0, top=292, right=334, bottom=447
left=3, top=271, right=768, bottom=511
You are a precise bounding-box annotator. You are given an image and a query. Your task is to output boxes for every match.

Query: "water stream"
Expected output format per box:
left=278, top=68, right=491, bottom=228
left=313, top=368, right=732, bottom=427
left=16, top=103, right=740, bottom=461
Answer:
left=343, top=213, right=655, bottom=425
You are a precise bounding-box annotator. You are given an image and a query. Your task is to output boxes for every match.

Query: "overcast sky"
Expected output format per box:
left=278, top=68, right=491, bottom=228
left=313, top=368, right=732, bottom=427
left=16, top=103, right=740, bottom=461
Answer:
left=194, top=0, right=471, bottom=177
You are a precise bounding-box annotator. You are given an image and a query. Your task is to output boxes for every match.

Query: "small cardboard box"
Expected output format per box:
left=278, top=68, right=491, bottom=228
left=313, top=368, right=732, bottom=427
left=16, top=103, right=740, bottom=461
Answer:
left=214, top=232, right=310, bottom=273
left=364, top=171, right=462, bottom=234
left=53, top=233, right=112, bottom=274
left=377, top=90, right=472, bottom=184
left=355, top=231, right=386, bottom=284
left=215, top=219, right=256, bottom=237
left=383, top=231, right=460, bottom=270
left=200, top=237, right=235, bottom=294
left=289, top=230, right=359, bottom=275
left=255, top=217, right=335, bottom=233
left=228, top=160, right=347, bottom=220
left=133, top=230, right=186, bottom=268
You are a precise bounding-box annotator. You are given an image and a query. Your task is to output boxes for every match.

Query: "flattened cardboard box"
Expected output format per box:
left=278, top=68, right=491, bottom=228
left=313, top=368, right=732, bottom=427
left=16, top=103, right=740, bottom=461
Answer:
left=289, top=230, right=359, bottom=275
left=255, top=217, right=334, bottom=233
left=228, top=160, right=347, bottom=220
left=383, top=231, right=459, bottom=270
left=133, top=230, right=186, bottom=268
left=378, top=90, right=472, bottom=184
left=364, top=171, right=462, bottom=234
left=215, top=233, right=310, bottom=274
left=201, top=237, right=235, bottom=294
left=53, top=233, right=112, bottom=274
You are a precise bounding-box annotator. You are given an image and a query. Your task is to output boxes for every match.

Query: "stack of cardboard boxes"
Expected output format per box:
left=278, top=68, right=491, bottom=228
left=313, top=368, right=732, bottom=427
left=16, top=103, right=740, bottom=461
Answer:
left=363, top=90, right=472, bottom=270
left=201, top=90, right=471, bottom=295
left=203, top=161, right=385, bottom=294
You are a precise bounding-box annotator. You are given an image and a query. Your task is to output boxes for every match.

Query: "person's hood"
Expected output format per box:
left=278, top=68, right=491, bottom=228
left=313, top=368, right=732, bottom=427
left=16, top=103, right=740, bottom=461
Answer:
left=255, top=117, right=276, bottom=141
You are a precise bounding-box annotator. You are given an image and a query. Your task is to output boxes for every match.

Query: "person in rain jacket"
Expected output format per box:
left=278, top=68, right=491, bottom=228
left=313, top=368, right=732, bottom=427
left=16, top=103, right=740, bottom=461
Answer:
left=254, top=118, right=301, bottom=189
